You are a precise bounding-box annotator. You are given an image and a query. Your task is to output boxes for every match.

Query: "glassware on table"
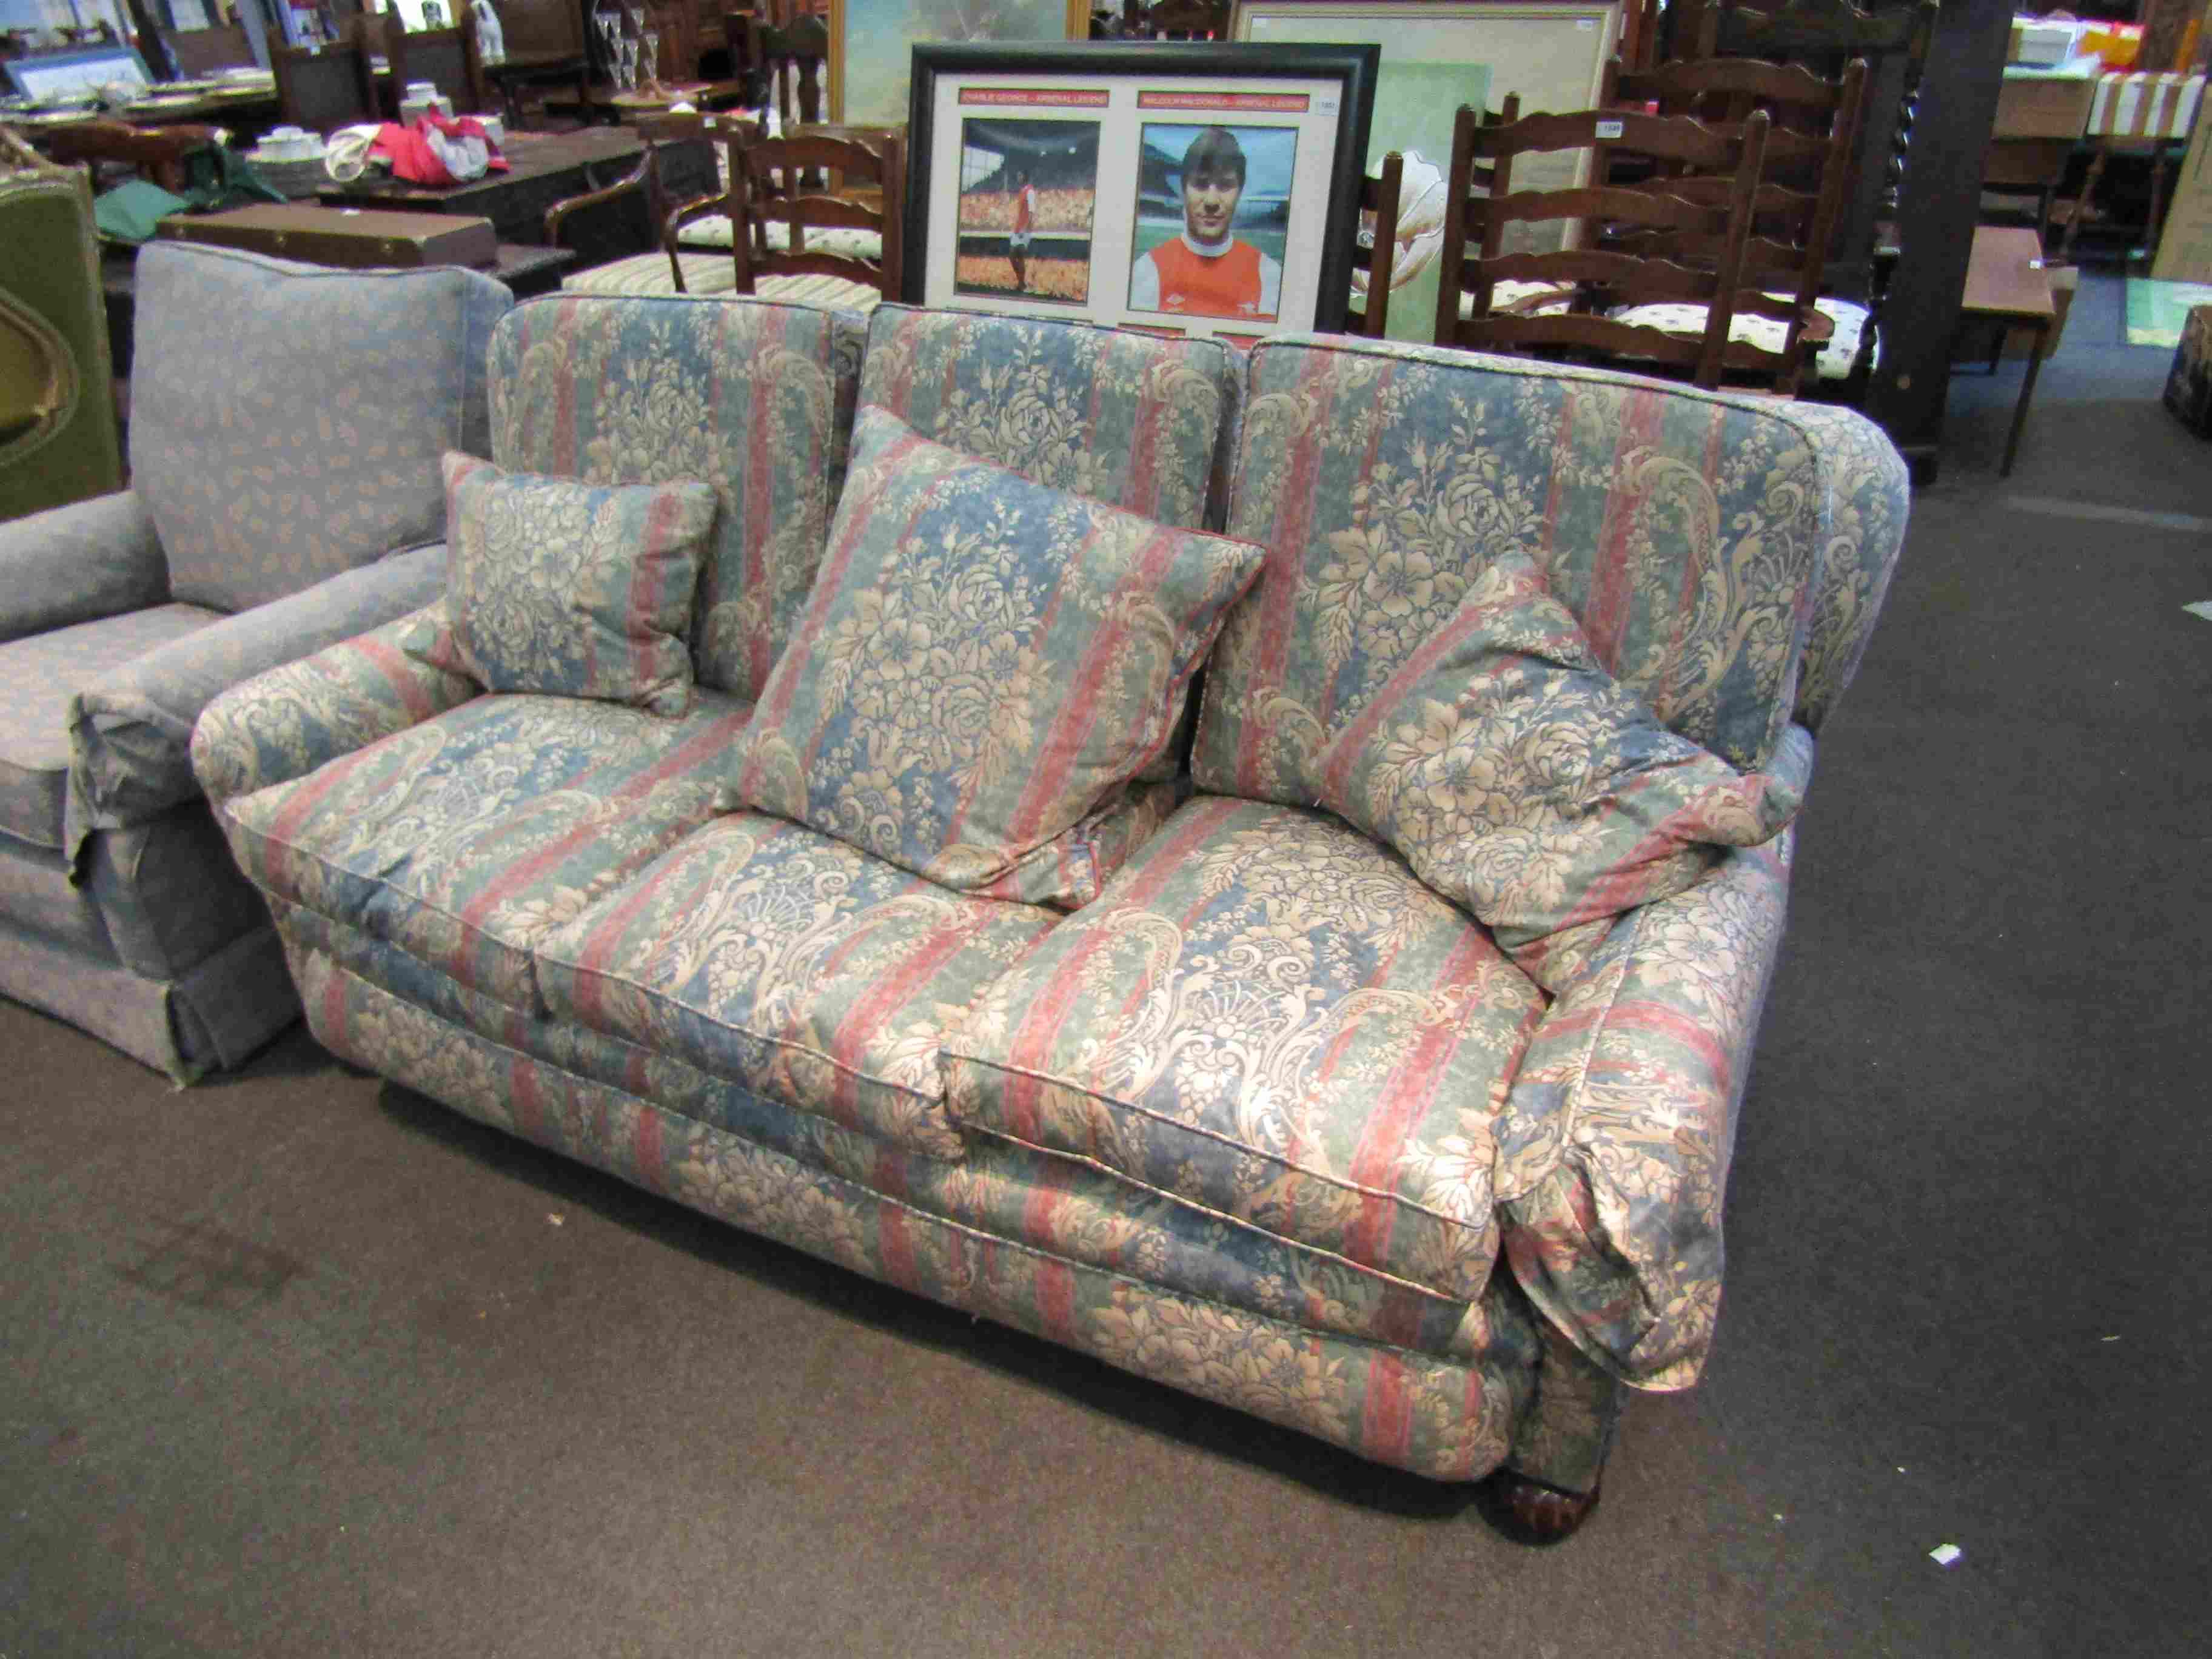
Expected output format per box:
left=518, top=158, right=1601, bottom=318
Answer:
left=617, top=34, right=640, bottom=92
left=642, top=29, right=660, bottom=94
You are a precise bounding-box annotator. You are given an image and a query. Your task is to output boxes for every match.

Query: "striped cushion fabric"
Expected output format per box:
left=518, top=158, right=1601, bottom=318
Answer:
left=675, top=215, right=885, bottom=263
left=562, top=255, right=883, bottom=313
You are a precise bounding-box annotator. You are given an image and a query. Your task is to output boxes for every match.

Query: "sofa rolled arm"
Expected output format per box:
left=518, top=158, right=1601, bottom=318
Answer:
left=1495, top=793, right=1800, bottom=1394
left=190, top=591, right=481, bottom=812
left=0, top=491, right=170, bottom=644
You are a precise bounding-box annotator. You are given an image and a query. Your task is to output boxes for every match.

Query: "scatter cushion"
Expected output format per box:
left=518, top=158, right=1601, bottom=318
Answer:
left=732, top=407, right=1264, bottom=904
left=1311, top=548, right=1808, bottom=988
left=442, top=452, right=718, bottom=716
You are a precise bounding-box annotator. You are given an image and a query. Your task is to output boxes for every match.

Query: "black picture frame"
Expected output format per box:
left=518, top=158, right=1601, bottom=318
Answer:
left=904, top=40, right=1380, bottom=338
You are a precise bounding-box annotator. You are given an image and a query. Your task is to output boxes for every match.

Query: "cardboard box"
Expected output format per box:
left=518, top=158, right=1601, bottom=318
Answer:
left=2013, top=18, right=2082, bottom=67
left=2162, top=304, right=2212, bottom=435
left=1996, top=59, right=2102, bottom=138
left=2153, top=106, right=2212, bottom=279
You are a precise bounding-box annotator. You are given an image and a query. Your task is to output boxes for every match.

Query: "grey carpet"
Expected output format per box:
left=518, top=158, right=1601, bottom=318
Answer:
left=4, top=273, right=2207, bottom=1655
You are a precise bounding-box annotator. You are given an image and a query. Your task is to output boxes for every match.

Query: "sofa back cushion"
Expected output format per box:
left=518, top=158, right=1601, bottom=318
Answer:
left=1195, top=337, right=1875, bottom=803
left=859, top=304, right=1239, bottom=532
left=130, top=243, right=511, bottom=614
left=487, top=295, right=863, bottom=702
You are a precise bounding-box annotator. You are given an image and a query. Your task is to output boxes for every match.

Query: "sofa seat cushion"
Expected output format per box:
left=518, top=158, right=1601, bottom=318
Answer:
left=534, top=811, right=1060, bottom=1160
left=942, top=794, right=1551, bottom=1305
left=222, top=690, right=751, bottom=1013
left=0, top=604, right=223, bottom=850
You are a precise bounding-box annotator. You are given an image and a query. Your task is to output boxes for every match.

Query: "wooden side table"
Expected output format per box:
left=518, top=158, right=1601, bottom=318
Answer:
left=1956, top=224, right=2056, bottom=478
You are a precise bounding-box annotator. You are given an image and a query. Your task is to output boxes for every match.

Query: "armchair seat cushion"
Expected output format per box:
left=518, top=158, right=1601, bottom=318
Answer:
left=0, top=603, right=221, bottom=850
left=942, top=795, right=1552, bottom=1306
left=220, top=691, right=752, bottom=1014
left=535, top=811, right=1060, bottom=1161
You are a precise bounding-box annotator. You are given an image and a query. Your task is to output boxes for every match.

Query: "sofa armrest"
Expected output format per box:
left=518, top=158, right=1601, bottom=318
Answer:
left=1495, top=780, right=1801, bottom=1394
left=190, top=593, right=481, bottom=811
left=0, top=491, right=170, bottom=645
left=64, top=546, right=457, bottom=859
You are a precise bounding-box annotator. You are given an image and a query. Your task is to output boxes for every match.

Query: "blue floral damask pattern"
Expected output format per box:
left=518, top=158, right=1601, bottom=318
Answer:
left=732, top=410, right=1262, bottom=907
left=129, top=244, right=511, bottom=615
left=218, top=692, right=750, bottom=1013
left=488, top=296, right=852, bottom=702
left=443, top=455, right=718, bottom=715
left=1195, top=335, right=1871, bottom=802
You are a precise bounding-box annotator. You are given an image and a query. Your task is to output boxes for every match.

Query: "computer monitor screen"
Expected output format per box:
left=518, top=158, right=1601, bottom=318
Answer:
left=4, top=46, right=155, bottom=106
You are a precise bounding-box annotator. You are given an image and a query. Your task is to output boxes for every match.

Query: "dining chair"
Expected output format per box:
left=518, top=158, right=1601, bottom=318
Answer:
left=1342, top=151, right=1405, bottom=339
left=726, top=125, right=903, bottom=310
left=381, top=11, right=495, bottom=116
left=158, top=24, right=258, bottom=76
left=1435, top=101, right=1771, bottom=390
left=550, top=110, right=752, bottom=293
left=270, top=35, right=380, bottom=133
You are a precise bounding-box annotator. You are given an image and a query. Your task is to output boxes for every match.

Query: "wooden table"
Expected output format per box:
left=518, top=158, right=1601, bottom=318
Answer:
left=1956, top=225, right=2057, bottom=479
left=315, top=126, right=717, bottom=246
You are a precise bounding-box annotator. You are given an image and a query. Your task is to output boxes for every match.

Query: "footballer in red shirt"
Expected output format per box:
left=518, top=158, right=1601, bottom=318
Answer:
left=1128, top=127, right=1283, bottom=322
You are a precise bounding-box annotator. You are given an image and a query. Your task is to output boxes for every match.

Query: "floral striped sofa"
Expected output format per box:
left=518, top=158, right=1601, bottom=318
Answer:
left=190, top=296, right=1907, bottom=1541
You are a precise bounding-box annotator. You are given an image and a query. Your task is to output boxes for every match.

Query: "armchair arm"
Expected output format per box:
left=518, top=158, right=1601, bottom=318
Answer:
left=543, top=152, right=652, bottom=247
left=190, top=591, right=480, bottom=813
left=1494, top=761, right=1802, bottom=1393
left=65, top=546, right=455, bottom=860
left=0, top=491, right=169, bottom=645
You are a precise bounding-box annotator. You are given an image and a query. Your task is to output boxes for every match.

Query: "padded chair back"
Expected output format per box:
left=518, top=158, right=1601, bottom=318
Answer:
left=128, top=243, right=511, bottom=613
left=1194, top=334, right=1909, bottom=803
left=1436, top=102, right=1770, bottom=389
left=270, top=38, right=378, bottom=133
left=159, top=24, right=257, bottom=75
left=727, top=126, right=903, bottom=304
left=485, top=295, right=864, bottom=700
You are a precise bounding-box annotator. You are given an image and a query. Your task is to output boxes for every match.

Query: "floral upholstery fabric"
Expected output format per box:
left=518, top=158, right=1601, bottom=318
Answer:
left=1196, top=334, right=1851, bottom=804
left=732, top=410, right=1262, bottom=905
left=291, top=942, right=1550, bottom=1482
left=218, top=691, right=751, bottom=1014
left=0, top=489, right=168, bottom=645
left=0, top=603, right=220, bottom=850
left=486, top=295, right=861, bottom=702
left=64, top=546, right=448, bottom=865
left=1310, top=548, right=1809, bottom=991
left=859, top=303, right=1239, bottom=532
left=129, top=244, right=511, bottom=615
left=443, top=455, right=717, bottom=716
left=534, top=811, right=1058, bottom=1159
left=1499, top=830, right=1795, bottom=1390
left=190, top=602, right=481, bottom=808
left=942, top=794, right=1551, bottom=1307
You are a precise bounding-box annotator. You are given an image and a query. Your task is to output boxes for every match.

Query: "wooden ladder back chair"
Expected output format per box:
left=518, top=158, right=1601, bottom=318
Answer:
left=548, top=110, right=751, bottom=292
left=1344, top=150, right=1405, bottom=338
left=381, top=12, right=494, bottom=117
left=751, top=11, right=826, bottom=133
left=1436, top=102, right=1771, bottom=389
left=1606, top=53, right=1869, bottom=389
left=727, top=125, right=903, bottom=307
left=159, top=24, right=257, bottom=76
left=270, top=35, right=380, bottom=133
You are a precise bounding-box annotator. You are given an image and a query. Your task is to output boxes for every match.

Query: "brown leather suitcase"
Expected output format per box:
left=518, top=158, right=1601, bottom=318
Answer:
left=156, top=204, right=498, bottom=270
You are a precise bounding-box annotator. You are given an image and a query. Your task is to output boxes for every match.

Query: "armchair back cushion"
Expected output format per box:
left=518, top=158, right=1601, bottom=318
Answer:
left=1195, top=337, right=1903, bottom=802
left=486, top=295, right=865, bottom=703
left=129, top=243, right=511, bottom=614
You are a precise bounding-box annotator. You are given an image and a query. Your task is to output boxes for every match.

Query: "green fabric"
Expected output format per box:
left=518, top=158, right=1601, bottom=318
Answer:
left=93, top=149, right=284, bottom=246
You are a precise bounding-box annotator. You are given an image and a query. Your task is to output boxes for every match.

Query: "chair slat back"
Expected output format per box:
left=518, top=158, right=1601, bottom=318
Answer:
left=728, top=126, right=903, bottom=301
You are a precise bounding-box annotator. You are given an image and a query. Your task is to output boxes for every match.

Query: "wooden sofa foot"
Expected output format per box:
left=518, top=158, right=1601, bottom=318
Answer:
left=1478, top=1470, right=1601, bottom=1546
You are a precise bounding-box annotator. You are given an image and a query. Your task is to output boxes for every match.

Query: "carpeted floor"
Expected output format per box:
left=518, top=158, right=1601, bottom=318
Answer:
left=4, top=272, right=2208, bottom=1657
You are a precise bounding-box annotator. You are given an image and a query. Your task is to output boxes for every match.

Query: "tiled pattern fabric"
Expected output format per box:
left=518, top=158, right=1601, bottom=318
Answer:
left=65, top=546, right=447, bottom=863
left=0, top=604, right=220, bottom=849
left=1604, top=295, right=1873, bottom=382
left=287, top=898, right=1492, bottom=1360
left=1196, top=334, right=1850, bottom=802
left=1310, top=548, right=1808, bottom=991
left=486, top=295, right=857, bottom=700
left=190, top=601, right=481, bottom=807
left=942, top=794, right=1550, bottom=1306
left=443, top=455, right=717, bottom=716
left=129, top=244, right=510, bottom=614
left=560, top=252, right=737, bottom=296
left=291, top=942, right=1550, bottom=1483
left=1498, top=830, right=1794, bottom=1390
left=0, top=489, right=168, bottom=644
left=859, top=304, right=1239, bottom=532
left=219, top=691, right=751, bottom=1013
left=732, top=411, right=1262, bottom=903
left=675, top=217, right=885, bottom=261
left=535, top=811, right=1059, bottom=1159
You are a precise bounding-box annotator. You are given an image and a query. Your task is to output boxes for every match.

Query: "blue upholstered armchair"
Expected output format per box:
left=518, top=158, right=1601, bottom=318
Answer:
left=0, top=243, right=511, bottom=1079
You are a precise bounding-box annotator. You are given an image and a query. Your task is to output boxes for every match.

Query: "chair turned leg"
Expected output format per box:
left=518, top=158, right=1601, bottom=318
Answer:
left=1478, top=1470, right=1603, bottom=1546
